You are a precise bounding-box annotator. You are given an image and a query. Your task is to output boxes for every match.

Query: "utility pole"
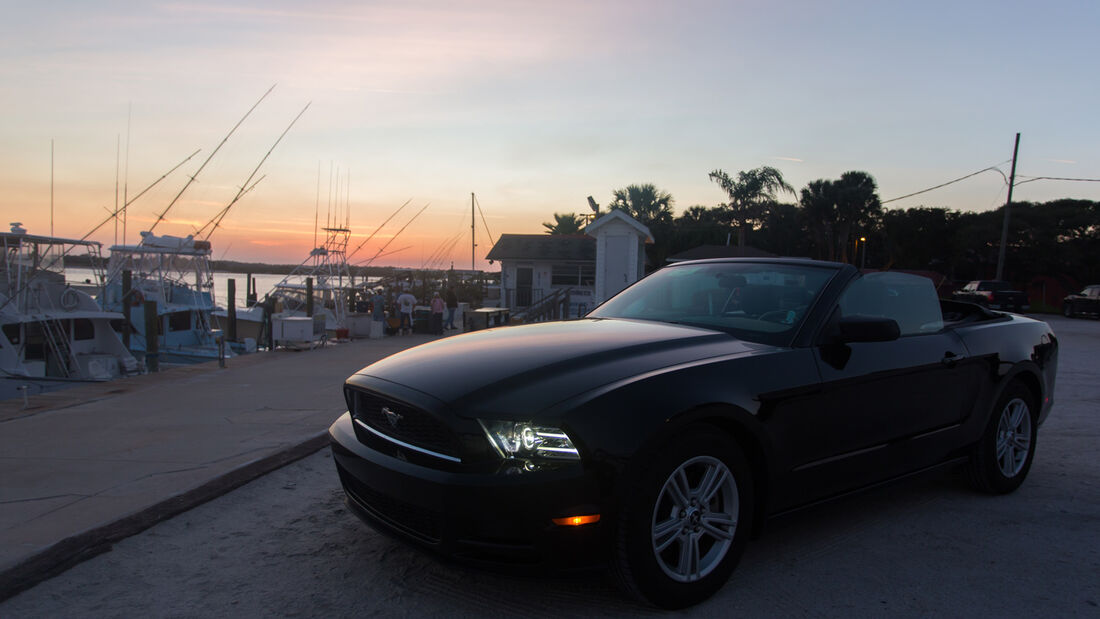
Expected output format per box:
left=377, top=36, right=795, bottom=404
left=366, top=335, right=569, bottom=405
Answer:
left=995, top=133, right=1021, bottom=281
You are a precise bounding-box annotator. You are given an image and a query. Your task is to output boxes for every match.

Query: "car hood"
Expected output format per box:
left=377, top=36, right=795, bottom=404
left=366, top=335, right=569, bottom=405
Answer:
left=349, top=318, right=772, bottom=418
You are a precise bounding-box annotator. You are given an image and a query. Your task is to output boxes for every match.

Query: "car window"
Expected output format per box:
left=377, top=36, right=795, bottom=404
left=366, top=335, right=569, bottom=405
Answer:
left=837, top=272, right=944, bottom=336
left=588, top=262, right=838, bottom=345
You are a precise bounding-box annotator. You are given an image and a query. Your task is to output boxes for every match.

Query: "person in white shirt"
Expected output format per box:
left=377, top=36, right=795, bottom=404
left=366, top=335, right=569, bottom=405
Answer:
left=396, top=291, right=417, bottom=335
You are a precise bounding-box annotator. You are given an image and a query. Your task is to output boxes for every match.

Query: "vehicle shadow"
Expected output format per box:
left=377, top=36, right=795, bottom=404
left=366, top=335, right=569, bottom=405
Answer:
left=334, top=472, right=976, bottom=617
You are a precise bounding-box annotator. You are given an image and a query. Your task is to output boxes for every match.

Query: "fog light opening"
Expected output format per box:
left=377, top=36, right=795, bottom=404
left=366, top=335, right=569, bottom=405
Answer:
left=552, top=514, right=600, bottom=526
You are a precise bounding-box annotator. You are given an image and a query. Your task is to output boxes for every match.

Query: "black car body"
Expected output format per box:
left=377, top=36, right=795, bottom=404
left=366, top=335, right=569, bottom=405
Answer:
left=1063, top=285, right=1100, bottom=318
left=330, top=259, right=1057, bottom=608
left=951, top=280, right=1030, bottom=312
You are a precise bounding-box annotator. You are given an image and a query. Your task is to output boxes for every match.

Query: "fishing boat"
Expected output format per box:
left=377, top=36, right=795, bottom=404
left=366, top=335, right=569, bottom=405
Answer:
left=0, top=223, right=141, bottom=400
left=100, top=231, right=234, bottom=364
left=213, top=225, right=358, bottom=346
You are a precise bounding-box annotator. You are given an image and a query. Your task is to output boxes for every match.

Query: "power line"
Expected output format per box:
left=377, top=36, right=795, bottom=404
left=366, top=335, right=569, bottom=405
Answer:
left=881, top=161, right=1011, bottom=204
left=1014, top=175, right=1100, bottom=186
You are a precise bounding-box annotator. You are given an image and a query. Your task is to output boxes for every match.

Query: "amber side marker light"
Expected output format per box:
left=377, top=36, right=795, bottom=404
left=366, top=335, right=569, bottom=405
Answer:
left=553, top=514, right=600, bottom=526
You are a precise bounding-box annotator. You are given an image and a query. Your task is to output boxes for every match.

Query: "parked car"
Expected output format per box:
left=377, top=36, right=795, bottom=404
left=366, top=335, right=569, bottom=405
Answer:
left=951, top=280, right=1030, bottom=312
left=1062, top=285, right=1100, bottom=318
left=329, top=259, right=1058, bottom=609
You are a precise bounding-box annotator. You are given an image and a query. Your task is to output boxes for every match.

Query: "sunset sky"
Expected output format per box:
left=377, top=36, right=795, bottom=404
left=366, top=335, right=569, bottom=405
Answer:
left=3, top=0, right=1098, bottom=269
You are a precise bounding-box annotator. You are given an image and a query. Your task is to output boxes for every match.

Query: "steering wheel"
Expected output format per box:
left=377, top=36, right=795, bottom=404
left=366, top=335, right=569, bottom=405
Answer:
left=758, top=306, right=806, bottom=324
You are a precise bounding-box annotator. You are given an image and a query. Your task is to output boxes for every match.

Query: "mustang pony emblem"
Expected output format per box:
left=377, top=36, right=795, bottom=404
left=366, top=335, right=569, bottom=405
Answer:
left=381, top=406, right=403, bottom=428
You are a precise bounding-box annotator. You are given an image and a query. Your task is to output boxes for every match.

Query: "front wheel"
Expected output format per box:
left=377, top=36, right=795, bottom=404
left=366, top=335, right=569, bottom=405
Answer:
left=966, top=382, right=1038, bottom=494
left=613, top=425, right=753, bottom=609
left=1063, top=302, right=1075, bottom=318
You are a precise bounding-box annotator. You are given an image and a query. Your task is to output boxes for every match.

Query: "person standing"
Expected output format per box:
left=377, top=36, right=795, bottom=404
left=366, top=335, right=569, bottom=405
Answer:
left=430, top=291, right=445, bottom=335
left=396, top=290, right=417, bottom=335
left=444, top=287, right=459, bottom=330
left=370, top=288, right=386, bottom=337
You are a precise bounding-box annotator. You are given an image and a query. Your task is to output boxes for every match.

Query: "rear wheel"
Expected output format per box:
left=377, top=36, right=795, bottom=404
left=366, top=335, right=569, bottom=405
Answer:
left=613, top=425, right=753, bottom=609
left=966, top=382, right=1037, bottom=494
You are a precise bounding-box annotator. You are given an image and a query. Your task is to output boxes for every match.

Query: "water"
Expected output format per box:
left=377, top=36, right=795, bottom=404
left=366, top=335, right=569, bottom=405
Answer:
left=67, top=268, right=294, bottom=308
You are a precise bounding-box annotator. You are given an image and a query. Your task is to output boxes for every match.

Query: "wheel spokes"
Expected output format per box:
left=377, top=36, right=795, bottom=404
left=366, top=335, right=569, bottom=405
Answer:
left=653, top=518, right=680, bottom=553
left=700, top=516, right=736, bottom=541
left=698, top=465, right=729, bottom=504
left=676, top=533, right=701, bottom=580
left=651, top=455, right=740, bottom=583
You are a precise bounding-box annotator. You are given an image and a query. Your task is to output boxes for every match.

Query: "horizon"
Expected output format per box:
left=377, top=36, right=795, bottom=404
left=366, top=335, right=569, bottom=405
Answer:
left=4, top=1, right=1099, bottom=269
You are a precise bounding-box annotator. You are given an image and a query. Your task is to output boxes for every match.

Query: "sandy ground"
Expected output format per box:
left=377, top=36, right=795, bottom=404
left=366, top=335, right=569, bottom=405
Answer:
left=3, top=315, right=1098, bottom=617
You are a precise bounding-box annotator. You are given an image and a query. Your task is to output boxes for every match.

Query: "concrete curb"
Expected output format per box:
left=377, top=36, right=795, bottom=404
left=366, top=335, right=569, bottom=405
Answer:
left=0, top=432, right=330, bottom=602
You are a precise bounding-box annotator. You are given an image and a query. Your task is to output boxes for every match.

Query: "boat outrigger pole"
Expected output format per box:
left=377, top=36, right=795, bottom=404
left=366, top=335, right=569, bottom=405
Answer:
left=345, top=198, right=412, bottom=262
left=80, top=149, right=201, bottom=243
left=359, top=203, right=430, bottom=267
left=198, top=100, right=312, bottom=240
left=148, top=84, right=276, bottom=234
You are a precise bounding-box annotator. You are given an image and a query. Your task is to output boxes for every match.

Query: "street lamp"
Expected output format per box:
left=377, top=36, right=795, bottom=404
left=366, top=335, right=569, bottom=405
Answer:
left=859, top=237, right=867, bottom=270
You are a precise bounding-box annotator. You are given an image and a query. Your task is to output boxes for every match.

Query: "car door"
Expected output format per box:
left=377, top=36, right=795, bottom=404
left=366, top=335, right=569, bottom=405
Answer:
left=1087, top=286, right=1100, bottom=313
left=775, top=272, right=985, bottom=505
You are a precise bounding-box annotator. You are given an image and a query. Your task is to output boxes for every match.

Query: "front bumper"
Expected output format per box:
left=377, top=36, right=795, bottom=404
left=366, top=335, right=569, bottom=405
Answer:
left=328, top=412, right=610, bottom=569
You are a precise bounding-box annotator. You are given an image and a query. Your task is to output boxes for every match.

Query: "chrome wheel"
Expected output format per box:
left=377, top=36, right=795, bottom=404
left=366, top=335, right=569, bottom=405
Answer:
left=651, top=455, right=739, bottom=583
left=996, top=397, right=1032, bottom=477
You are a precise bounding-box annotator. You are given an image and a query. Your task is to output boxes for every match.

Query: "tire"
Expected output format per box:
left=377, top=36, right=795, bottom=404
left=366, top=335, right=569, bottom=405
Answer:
left=612, top=424, right=753, bottom=609
left=1063, top=303, right=1074, bottom=318
left=966, top=382, right=1038, bottom=494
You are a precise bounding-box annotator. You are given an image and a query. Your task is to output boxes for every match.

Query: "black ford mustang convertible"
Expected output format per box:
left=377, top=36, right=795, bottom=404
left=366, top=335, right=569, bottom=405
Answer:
left=329, top=258, right=1057, bottom=608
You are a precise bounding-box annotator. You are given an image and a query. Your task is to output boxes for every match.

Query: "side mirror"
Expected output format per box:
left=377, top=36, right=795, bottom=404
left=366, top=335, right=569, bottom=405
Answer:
left=837, top=315, right=900, bottom=343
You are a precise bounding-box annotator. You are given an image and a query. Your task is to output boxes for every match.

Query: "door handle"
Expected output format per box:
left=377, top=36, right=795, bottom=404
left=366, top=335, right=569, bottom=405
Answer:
left=941, top=351, right=966, bottom=366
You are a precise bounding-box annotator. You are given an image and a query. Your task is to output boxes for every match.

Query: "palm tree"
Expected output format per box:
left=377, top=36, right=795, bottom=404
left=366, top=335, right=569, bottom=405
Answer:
left=832, top=171, right=882, bottom=263
left=800, top=179, right=837, bottom=261
left=608, top=183, right=674, bottom=227
left=542, top=213, right=586, bottom=235
left=709, top=166, right=795, bottom=246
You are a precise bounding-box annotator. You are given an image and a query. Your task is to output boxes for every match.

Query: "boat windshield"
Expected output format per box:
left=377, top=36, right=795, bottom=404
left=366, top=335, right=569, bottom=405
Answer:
left=2, top=239, right=65, bottom=278
left=588, top=261, right=840, bottom=345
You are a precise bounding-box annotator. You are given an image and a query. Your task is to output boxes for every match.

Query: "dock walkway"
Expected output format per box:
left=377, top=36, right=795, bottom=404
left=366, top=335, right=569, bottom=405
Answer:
left=0, top=333, right=437, bottom=599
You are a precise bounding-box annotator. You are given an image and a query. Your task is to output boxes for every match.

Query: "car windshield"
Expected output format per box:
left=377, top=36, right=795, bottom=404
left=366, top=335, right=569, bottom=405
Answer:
left=588, top=261, right=840, bottom=345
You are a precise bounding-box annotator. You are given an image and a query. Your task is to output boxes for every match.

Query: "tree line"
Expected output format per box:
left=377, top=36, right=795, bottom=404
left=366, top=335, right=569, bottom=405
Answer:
left=543, top=168, right=1100, bottom=289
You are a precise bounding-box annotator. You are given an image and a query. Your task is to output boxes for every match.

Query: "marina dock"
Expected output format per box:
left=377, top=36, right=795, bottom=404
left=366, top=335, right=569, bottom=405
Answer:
left=0, top=333, right=439, bottom=599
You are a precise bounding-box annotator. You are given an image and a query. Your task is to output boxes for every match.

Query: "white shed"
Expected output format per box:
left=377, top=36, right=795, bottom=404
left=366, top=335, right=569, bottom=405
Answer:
left=585, top=210, right=653, bottom=305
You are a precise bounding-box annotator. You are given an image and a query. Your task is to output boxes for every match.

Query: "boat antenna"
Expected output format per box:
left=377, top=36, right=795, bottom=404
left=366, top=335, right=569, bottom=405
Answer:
left=345, top=198, right=412, bottom=262
left=358, top=202, right=430, bottom=267
left=198, top=100, right=310, bottom=240
left=50, top=139, right=54, bottom=237
left=114, top=135, right=120, bottom=245
left=123, top=102, right=132, bottom=246
left=149, top=84, right=275, bottom=234
left=345, top=169, right=351, bottom=229
left=327, top=161, right=333, bottom=231
left=471, top=192, right=475, bottom=270
left=313, top=161, right=320, bottom=249
left=81, top=149, right=201, bottom=242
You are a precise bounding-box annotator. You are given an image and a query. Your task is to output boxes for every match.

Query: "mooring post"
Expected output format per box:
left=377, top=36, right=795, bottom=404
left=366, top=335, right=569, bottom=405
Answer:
left=227, top=278, right=237, bottom=342
left=143, top=299, right=159, bottom=372
left=121, top=270, right=132, bottom=350
left=214, top=329, right=226, bottom=369
left=306, top=277, right=314, bottom=317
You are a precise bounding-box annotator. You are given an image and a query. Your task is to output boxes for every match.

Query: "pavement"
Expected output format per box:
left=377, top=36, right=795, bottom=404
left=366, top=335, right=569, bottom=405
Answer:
left=0, top=331, right=440, bottom=600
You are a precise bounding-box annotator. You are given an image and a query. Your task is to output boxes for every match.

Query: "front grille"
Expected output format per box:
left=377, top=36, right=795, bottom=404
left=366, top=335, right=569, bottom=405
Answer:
left=347, top=388, right=461, bottom=459
left=338, top=467, right=442, bottom=543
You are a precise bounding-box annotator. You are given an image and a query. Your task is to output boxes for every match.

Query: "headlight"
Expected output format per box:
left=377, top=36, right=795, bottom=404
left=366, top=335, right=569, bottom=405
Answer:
left=478, top=420, right=580, bottom=460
